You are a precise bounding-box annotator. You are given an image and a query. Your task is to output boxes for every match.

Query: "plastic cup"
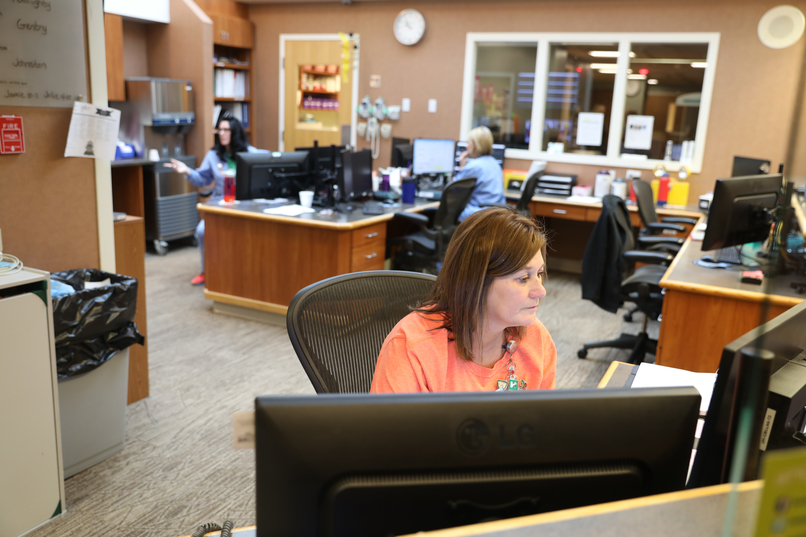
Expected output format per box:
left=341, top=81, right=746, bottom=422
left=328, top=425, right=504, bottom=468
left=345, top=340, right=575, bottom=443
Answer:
left=299, top=190, right=314, bottom=208
left=402, top=178, right=416, bottom=204
left=223, top=170, right=236, bottom=203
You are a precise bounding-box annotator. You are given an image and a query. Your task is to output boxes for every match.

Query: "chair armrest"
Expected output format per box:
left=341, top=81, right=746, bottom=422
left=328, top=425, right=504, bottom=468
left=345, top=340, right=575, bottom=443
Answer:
left=623, top=250, right=675, bottom=265
left=660, top=216, right=699, bottom=226
left=637, top=236, right=684, bottom=247
left=392, top=212, right=430, bottom=227
left=645, top=222, right=686, bottom=233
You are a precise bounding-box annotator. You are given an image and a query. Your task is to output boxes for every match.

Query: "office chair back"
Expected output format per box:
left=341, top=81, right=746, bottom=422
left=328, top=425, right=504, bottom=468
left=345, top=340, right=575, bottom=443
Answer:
left=286, top=270, right=437, bottom=393
left=632, top=179, right=660, bottom=227
left=516, top=172, right=543, bottom=215
left=436, top=178, right=477, bottom=228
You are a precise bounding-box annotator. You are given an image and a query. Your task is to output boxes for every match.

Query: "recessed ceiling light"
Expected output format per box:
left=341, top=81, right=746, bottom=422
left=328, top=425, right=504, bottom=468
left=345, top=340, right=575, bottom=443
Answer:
left=647, top=79, right=659, bottom=85
left=691, top=62, right=707, bottom=68
left=627, top=74, right=647, bottom=80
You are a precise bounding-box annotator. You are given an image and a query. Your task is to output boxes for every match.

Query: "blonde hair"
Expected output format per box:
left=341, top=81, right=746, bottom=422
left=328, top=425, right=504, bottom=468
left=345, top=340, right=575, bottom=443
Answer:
left=467, top=126, right=494, bottom=158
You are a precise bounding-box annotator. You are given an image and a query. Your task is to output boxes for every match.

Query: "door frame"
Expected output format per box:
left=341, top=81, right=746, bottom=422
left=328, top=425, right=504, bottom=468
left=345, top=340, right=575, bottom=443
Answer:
left=279, top=33, right=360, bottom=151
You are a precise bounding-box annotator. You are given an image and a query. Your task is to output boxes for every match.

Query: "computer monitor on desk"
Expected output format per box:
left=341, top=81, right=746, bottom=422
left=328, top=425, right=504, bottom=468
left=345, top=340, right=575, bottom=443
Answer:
left=688, top=300, right=806, bottom=489
left=413, top=138, right=455, bottom=178
left=235, top=151, right=311, bottom=200
left=701, top=173, right=783, bottom=252
left=255, top=388, right=700, bottom=537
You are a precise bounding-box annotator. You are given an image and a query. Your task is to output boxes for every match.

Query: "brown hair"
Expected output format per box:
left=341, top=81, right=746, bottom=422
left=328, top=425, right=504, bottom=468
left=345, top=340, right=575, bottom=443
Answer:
left=415, top=207, right=547, bottom=361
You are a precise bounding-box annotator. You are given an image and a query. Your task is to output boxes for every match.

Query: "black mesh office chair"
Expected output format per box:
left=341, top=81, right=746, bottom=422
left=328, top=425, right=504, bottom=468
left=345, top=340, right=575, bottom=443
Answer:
left=578, top=195, right=675, bottom=364
left=390, top=178, right=477, bottom=273
left=632, top=179, right=698, bottom=254
left=515, top=172, right=543, bottom=216
left=286, top=270, right=436, bottom=393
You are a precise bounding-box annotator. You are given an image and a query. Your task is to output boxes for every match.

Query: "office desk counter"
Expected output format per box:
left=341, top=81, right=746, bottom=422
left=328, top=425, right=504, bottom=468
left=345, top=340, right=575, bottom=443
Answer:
left=656, top=234, right=806, bottom=373
left=198, top=199, right=438, bottom=316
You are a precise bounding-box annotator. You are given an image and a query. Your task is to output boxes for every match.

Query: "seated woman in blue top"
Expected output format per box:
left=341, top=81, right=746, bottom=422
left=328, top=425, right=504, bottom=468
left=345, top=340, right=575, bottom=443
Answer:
left=167, top=114, right=266, bottom=285
left=453, top=126, right=506, bottom=222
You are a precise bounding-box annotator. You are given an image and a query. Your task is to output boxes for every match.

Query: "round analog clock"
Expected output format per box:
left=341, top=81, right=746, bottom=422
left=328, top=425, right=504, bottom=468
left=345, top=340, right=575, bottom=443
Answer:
left=625, top=79, right=642, bottom=97
left=394, top=9, right=426, bottom=46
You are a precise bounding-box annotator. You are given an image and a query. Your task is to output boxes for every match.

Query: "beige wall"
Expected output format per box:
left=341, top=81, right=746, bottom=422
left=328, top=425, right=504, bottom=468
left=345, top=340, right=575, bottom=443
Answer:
left=249, top=0, right=806, bottom=201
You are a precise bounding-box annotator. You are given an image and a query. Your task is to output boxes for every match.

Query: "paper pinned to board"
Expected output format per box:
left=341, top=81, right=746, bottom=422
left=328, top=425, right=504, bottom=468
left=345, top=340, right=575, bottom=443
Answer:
left=631, top=363, right=716, bottom=413
left=64, top=102, right=120, bottom=160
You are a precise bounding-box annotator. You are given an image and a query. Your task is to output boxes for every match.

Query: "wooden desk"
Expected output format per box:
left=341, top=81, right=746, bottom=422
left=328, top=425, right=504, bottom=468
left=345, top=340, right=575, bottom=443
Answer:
left=198, top=200, right=438, bottom=315
left=656, top=235, right=806, bottom=373
left=517, top=195, right=701, bottom=270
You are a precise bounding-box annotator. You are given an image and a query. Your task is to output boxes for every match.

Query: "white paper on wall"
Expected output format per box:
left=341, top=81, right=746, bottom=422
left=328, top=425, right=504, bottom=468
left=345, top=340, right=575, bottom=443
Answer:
left=575, top=112, right=604, bottom=147
left=624, top=115, right=655, bottom=150
left=64, top=102, right=121, bottom=161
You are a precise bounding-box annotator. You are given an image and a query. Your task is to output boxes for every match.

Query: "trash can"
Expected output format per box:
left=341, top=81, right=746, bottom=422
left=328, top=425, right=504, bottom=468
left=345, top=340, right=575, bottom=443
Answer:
left=50, top=269, right=145, bottom=477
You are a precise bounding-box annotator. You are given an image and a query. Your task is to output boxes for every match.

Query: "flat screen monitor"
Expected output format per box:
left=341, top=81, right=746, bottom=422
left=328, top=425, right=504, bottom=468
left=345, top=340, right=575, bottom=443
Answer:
left=413, top=138, right=455, bottom=176
left=295, top=144, right=345, bottom=177
left=255, top=387, right=700, bottom=537
left=701, top=174, right=783, bottom=251
left=235, top=151, right=310, bottom=201
left=340, top=148, right=373, bottom=202
left=688, top=300, right=806, bottom=488
left=391, top=141, right=413, bottom=169
left=732, top=156, right=771, bottom=177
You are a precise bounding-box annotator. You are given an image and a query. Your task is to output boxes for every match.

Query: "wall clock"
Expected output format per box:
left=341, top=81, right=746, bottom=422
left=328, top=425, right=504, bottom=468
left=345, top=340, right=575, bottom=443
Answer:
left=394, top=9, right=426, bottom=46
left=625, top=79, right=642, bottom=97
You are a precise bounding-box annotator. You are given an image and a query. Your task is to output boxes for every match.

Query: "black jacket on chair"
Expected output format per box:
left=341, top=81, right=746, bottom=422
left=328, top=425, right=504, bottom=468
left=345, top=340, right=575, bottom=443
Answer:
left=581, top=195, right=632, bottom=313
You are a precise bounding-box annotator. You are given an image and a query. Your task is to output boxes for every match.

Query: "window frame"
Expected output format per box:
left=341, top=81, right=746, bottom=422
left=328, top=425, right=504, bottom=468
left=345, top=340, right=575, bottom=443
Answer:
left=460, top=32, right=721, bottom=174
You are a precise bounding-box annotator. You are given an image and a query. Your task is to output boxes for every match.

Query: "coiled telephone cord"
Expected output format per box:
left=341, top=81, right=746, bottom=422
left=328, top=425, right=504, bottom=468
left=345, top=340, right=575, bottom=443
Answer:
left=191, top=520, right=233, bottom=537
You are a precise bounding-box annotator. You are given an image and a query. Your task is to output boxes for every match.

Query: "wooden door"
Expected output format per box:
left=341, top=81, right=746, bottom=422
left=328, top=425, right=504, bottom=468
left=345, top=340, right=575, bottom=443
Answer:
left=283, top=40, right=353, bottom=150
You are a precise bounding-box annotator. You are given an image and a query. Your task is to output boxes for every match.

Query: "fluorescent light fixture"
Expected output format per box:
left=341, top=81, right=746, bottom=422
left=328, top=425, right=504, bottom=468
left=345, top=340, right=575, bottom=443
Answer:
left=589, top=51, right=636, bottom=58
left=590, top=63, right=618, bottom=69
left=597, top=69, right=618, bottom=74
left=691, top=62, right=707, bottom=68
left=647, top=79, right=659, bottom=85
left=627, top=74, right=647, bottom=80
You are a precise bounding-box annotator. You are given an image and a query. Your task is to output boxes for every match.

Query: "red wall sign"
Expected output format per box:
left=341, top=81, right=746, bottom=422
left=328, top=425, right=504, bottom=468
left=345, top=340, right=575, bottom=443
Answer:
left=1, top=116, right=25, bottom=155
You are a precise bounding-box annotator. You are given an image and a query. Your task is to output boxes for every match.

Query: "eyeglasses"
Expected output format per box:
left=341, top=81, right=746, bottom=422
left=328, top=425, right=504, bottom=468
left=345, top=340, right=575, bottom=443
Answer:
left=216, top=128, right=232, bottom=133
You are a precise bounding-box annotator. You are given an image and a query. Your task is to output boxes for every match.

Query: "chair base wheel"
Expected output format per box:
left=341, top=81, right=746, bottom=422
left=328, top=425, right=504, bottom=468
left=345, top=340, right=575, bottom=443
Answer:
left=577, top=348, right=588, bottom=359
left=623, top=313, right=633, bottom=322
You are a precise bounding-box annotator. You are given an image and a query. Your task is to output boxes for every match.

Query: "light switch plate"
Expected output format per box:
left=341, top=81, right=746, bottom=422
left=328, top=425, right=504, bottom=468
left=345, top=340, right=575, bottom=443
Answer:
left=428, top=99, right=437, bottom=113
left=402, top=98, right=410, bottom=112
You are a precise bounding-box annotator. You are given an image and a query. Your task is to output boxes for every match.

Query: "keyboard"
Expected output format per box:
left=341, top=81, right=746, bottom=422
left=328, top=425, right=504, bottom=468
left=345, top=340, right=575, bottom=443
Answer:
left=362, top=201, right=386, bottom=215
left=715, top=247, right=743, bottom=264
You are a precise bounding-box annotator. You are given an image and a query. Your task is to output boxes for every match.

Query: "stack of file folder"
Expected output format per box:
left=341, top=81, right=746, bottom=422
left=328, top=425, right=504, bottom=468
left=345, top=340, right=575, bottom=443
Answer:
left=535, top=174, right=576, bottom=197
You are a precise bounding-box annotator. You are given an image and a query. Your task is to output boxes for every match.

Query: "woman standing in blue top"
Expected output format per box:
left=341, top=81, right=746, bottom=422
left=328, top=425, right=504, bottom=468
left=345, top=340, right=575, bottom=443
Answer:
left=167, top=114, right=265, bottom=285
left=453, top=126, right=506, bottom=222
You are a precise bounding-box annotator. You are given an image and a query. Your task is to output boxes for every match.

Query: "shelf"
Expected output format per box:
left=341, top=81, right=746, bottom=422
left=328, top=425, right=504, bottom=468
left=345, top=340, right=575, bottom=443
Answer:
left=300, top=68, right=339, bottom=76
left=215, top=97, right=251, bottom=102
left=301, top=89, right=339, bottom=95
left=214, top=61, right=250, bottom=70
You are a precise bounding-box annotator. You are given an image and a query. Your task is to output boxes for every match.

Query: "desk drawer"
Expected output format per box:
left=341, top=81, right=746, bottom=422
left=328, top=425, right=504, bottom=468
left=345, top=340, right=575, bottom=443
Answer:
left=532, top=203, right=587, bottom=221
left=351, top=241, right=385, bottom=272
left=352, top=223, right=386, bottom=248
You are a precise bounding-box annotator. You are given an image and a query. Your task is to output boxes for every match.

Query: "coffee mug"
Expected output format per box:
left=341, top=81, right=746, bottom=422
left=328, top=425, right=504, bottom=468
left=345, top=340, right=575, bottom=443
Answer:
left=299, top=191, right=314, bottom=208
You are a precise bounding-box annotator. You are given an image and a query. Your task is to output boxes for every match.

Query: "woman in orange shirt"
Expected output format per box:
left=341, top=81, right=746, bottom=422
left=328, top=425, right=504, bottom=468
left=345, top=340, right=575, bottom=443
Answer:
left=371, top=207, right=556, bottom=393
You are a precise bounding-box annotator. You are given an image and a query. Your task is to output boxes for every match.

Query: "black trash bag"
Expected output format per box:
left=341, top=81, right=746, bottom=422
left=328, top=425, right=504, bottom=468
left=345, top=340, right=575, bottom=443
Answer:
left=51, top=269, right=145, bottom=378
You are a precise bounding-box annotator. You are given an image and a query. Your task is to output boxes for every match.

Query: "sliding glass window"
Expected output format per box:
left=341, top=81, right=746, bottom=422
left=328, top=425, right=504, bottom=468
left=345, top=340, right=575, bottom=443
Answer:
left=460, top=33, right=720, bottom=173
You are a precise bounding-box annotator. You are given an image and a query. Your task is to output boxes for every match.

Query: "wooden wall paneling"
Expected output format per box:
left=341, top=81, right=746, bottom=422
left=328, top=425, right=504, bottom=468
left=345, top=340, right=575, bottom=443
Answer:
left=104, top=13, right=126, bottom=102
left=195, top=0, right=249, bottom=19
left=656, top=290, right=789, bottom=373
left=211, top=14, right=254, bottom=48
left=249, top=0, right=806, bottom=198
left=204, top=213, right=352, bottom=307
left=145, top=0, right=214, bottom=167
left=113, top=216, right=149, bottom=404
left=111, top=166, right=145, bottom=217
left=0, top=107, right=99, bottom=273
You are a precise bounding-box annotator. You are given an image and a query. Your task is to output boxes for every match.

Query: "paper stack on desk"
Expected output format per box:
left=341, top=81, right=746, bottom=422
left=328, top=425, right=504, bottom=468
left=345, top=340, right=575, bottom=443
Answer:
left=263, top=204, right=315, bottom=216
left=631, top=363, right=716, bottom=414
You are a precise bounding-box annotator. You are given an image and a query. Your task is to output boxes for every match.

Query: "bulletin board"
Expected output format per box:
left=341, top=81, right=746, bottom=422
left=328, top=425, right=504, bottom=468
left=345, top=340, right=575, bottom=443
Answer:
left=0, top=0, right=88, bottom=107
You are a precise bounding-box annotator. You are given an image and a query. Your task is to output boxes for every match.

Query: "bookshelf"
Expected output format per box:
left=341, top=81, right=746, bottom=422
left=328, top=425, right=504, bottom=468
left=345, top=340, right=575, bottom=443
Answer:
left=298, top=66, right=341, bottom=133
left=214, top=44, right=253, bottom=135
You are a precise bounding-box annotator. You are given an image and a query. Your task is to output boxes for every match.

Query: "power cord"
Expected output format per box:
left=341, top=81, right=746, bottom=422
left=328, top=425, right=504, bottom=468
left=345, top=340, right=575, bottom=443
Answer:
left=190, top=520, right=233, bottom=537
left=0, top=253, right=23, bottom=277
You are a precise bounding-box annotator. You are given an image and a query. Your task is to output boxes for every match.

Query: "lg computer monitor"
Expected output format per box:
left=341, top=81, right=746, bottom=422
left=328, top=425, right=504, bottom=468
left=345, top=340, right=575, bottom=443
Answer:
left=340, top=148, right=373, bottom=202
left=732, top=156, right=772, bottom=177
left=413, top=138, right=455, bottom=176
left=688, top=300, right=806, bottom=489
left=701, top=174, right=783, bottom=251
left=235, top=151, right=310, bottom=201
left=255, top=387, right=700, bottom=537
left=453, top=142, right=506, bottom=174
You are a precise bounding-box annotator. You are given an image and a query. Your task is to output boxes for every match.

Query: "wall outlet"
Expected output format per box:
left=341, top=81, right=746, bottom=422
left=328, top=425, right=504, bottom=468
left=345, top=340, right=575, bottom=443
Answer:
left=626, top=169, right=642, bottom=180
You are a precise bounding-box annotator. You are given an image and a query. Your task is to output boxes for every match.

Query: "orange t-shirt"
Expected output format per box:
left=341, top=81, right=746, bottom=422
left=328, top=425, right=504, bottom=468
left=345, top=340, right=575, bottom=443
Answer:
left=370, top=311, right=557, bottom=393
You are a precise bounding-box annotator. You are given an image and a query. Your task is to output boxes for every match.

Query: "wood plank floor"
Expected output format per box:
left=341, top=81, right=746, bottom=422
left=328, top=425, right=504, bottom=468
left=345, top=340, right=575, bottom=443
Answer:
left=28, top=244, right=658, bottom=537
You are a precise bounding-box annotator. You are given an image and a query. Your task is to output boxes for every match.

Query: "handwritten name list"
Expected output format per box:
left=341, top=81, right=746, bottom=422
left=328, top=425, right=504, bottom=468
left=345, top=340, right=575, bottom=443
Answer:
left=0, top=0, right=87, bottom=108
